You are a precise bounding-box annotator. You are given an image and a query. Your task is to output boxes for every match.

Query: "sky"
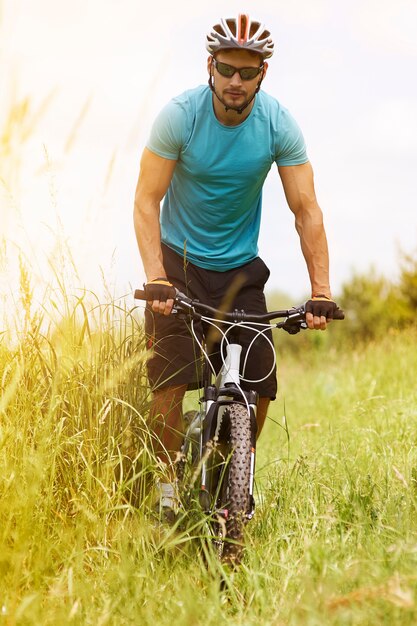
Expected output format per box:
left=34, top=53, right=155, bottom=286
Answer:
left=1, top=0, right=417, bottom=301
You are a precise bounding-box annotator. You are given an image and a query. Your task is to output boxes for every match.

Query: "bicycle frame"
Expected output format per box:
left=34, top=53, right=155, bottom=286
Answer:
left=216, top=342, right=242, bottom=387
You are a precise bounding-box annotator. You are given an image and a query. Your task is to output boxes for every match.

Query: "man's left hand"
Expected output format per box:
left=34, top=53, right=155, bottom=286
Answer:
left=305, top=295, right=339, bottom=331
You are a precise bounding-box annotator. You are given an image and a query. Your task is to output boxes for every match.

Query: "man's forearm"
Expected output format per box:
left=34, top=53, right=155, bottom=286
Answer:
left=295, top=203, right=332, bottom=297
left=133, top=199, right=166, bottom=282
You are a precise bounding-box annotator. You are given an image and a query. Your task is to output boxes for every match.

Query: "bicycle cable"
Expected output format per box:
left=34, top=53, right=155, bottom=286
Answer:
left=190, top=314, right=278, bottom=416
left=190, top=315, right=252, bottom=415
left=190, top=317, right=217, bottom=378
left=239, top=324, right=276, bottom=383
left=217, top=320, right=277, bottom=384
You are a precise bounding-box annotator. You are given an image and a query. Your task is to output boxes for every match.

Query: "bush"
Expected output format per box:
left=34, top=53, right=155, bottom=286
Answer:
left=267, top=248, right=417, bottom=351
left=337, top=268, right=411, bottom=343
left=399, top=248, right=417, bottom=311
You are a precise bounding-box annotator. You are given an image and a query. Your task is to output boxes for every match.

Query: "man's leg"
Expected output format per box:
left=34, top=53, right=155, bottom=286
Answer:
left=150, top=384, right=188, bottom=473
left=149, top=384, right=188, bottom=519
left=256, top=397, right=270, bottom=438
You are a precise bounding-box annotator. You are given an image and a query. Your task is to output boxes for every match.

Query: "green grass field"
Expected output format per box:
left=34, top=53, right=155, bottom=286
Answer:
left=1, top=296, right=417, bottom=625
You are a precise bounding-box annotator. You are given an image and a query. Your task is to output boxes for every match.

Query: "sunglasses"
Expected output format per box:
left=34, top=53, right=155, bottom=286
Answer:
left=212, top=59, right=264, bottom=81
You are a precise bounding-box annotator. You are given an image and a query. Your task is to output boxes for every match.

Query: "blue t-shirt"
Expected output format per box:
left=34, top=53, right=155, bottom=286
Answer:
left=147, top=85, right=308, bottom=271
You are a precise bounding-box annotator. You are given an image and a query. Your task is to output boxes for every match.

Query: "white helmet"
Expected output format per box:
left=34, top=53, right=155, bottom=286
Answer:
left=206, top=14, right=274, bottom=59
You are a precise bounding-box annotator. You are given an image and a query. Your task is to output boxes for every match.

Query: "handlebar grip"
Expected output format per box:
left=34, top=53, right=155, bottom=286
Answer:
left=333, top=308, right=345, bottom=320
left=134, top=289, right=147, bottom=300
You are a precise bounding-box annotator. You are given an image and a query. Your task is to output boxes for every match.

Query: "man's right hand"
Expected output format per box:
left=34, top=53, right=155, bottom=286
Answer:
left=144, top=277, right=176, bottom=315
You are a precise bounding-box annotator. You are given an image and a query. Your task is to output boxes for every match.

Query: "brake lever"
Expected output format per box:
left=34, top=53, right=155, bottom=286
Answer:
left=171, top=291, right=203, bottom=319
left=276, top=305, right=307, bottom=334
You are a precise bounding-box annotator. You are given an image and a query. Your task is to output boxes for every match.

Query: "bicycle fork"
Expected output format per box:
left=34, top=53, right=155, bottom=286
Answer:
left=197, top=390, right=258, bottom=520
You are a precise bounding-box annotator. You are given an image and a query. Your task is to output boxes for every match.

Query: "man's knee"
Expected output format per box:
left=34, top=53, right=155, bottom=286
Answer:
left=256, top=396, right=271, bottom=437
left=151, top=385, right=187, bottom=416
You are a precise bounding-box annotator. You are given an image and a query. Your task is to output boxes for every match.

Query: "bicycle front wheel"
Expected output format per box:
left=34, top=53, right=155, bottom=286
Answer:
left=217, top=402, right=254, bottom=565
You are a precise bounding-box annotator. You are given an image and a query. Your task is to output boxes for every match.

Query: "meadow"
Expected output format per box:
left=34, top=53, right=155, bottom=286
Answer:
left=1, top=279, right=417, bottom=626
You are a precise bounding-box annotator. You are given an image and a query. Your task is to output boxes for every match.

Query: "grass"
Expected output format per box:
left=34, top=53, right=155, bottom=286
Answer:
left=1, top=269, right=417, bottom=625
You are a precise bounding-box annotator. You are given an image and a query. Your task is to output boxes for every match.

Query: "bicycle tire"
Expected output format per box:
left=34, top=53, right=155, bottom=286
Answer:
left=216, top=402, right=253, bottom=565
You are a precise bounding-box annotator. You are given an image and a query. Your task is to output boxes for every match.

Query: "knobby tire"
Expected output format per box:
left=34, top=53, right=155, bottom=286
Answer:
left=217, top=402, right=252, bottom=565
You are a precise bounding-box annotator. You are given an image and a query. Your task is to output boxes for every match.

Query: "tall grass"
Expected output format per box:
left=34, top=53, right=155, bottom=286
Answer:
left=1, top=255, right=417, bottom=624
left=0, top=261, right=158, bottom=623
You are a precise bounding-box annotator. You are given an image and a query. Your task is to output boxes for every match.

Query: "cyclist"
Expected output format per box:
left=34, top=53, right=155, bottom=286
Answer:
left=134, top=14, right=340, bottom=514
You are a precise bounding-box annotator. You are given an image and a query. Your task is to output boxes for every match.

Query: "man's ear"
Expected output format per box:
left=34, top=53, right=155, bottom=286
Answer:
left=207, top=55, right=214, bottom=75
left=262, top=61, right=269, bottom=79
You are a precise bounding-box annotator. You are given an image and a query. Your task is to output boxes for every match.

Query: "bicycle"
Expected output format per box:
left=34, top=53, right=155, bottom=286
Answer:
left=134, top=288, right=344, bottom=564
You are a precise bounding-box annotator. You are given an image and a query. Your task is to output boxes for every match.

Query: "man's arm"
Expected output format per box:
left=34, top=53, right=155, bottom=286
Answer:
left=278, top=161, right=332, bottom=330
left=134, top=147, right=177, bottom=314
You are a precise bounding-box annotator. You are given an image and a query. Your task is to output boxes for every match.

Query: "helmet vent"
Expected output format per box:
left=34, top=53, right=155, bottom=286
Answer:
left=225, top=18, right=237, bottom=37
left=239, top=14, right=248, bottom=42
left=213, top=23, right=227, bottom=37
left=257, top=28, right=271, bottom=41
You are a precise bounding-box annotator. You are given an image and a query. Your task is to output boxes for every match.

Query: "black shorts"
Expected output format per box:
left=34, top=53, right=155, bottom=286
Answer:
left=145, top=244, right=277, bottom=399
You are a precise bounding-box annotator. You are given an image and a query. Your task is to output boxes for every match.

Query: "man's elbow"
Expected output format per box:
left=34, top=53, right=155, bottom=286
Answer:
left=294, top=201, right=324, bottom=233
left=300, top=198, right=323, bottom=221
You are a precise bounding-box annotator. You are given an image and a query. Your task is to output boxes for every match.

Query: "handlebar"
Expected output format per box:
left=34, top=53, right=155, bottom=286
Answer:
left=134, top=288, right=344, bottom=332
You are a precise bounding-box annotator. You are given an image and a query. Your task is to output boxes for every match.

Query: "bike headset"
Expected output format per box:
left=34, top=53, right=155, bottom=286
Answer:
left=206, top=14, right=275, bottom=115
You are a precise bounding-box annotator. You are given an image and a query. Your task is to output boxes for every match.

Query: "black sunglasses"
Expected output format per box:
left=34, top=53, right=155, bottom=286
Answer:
left=212, top=59, right=264, bottom=81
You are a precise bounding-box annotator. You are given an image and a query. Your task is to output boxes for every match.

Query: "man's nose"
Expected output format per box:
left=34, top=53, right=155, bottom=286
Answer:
left=229, top=70, right=242, bottom=85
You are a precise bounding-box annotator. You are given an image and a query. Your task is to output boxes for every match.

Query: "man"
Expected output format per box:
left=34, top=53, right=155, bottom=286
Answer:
left=134, top=15, right=339, bottom=512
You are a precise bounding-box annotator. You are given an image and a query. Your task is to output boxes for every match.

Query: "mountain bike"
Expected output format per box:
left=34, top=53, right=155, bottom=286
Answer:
left=134, top=288, right=344, bottom=564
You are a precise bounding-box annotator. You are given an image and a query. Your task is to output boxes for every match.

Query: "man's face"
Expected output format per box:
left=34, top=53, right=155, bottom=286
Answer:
left=207, top=48, right=267, bottom=110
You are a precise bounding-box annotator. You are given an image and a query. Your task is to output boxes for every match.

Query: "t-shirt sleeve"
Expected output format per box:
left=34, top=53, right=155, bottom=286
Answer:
left=146, top=99, right=187, bottom=160
left=275, top=107, right=309, bottom=166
